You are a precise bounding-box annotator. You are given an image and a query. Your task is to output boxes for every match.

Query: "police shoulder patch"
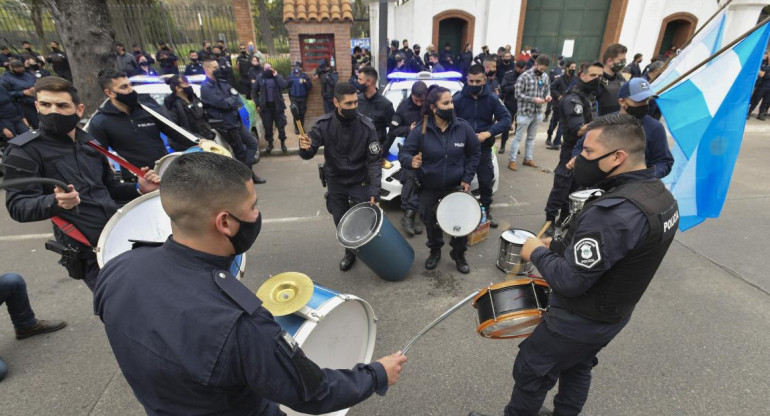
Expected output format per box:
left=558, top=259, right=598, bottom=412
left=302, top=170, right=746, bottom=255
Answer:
left=574, top=104, right=583, bottom=115
left=368, top=141, right=381, bottom=155
left=573, top=234, right=602, bottom=269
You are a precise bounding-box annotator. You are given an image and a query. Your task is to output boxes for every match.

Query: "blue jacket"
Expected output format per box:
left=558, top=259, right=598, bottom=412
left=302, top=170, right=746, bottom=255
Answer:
left=287, top=71, right=312, bottom=98
left=0, top=70, right=37, bottom=106
left=200, top=76, right=242, bottom=129
left=399, top=115, right=481, bottom=190
left=453, top=83, right=512, bottom=149
left=0, top=84, right=23, bottom=121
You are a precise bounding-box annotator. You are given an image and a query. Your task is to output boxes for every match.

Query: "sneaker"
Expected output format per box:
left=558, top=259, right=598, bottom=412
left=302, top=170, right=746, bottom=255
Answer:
left=523, top=159, right=538, bottom=168
left=507, top=161, right=517, bottom=171
left=15, top=319, right=67, bottom=340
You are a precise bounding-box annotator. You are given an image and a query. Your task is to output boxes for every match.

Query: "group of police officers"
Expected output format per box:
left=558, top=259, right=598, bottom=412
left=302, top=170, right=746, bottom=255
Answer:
left=1, top=38, right=680, bottom=416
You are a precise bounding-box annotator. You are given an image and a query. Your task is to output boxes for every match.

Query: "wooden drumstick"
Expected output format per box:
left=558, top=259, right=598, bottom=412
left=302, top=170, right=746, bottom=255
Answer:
left=506, top=220, right=553, bottom=279
left=295, top=120, right=306, bottom=137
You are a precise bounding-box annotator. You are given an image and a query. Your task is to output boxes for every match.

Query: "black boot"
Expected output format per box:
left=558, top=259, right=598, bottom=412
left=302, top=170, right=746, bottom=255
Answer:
left=484, top=205, right=499, bottom=228
left=413, top=213, right=423, bottom=234
left=425, top=248, right=441, bottom=270
left=758, top=111, right=767, bottom=121
left=280, top=139, right=288, bottom=152
left=545, top=135, right=552, bottom=146
left=400, top=210, right=417, bottom=237
left=450, top=248, right=470, bottom=274
left=339, top=250, right=356, bottom=271
left=266, top=142, right=274, bottom=154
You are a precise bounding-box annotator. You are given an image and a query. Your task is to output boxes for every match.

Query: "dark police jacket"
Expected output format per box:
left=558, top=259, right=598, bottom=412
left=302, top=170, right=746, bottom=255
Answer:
left=88, top=100, right=187, bottom=168
left=163, top=93, right=213, bottom=144
left=357, top=90, right=395, bottom=144
left=253, top=73, right=287, bottom=110
left=200, top=76, right=243, bottom=129
left=0, top=70, right=37, bottom=107
left=3, top=129, right=139, bottom=247
left=453, top=83, right=512, bottom=150
left=398, top=115, right=481, bottom=191
left=387, top=96, right=422, bottom=145
left=287, top=72, right=312, bottom=98
left=183, top=62, right=205, bottom=76
left=299, top=111, right=382, bottom=198
left=596, top=71, right=626, bottom=116
left=559, top=87, right=594, bottom=147
left=94, top=238, right=388, bottom=416
left=0, top=84, right=24, bottom=122
left=530, top=169, right=678, bottom=340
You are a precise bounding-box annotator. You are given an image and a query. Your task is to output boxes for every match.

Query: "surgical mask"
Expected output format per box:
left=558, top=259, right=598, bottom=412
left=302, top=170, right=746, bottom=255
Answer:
left=226, top=212, right=262, bottom=255
left=468, top=84, right=483, bottom=95
left=611, top=59, right=626, bottom=73
left=114, top=90, right=139, bottom=107
left=435, top=107, right=454, bottom=120
left=625, top=103, right=649, bottom=119
left=248, top=45, right=254, bottom=53
left=38, top=112, right=80, bottom=136
left=574, top=150, right=620, bottom=187
left=339, top=107, right=358, bottom=119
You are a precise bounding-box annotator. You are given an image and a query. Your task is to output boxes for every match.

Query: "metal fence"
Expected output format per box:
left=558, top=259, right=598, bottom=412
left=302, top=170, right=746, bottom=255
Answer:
left=0, top=1, right=59, bottom=53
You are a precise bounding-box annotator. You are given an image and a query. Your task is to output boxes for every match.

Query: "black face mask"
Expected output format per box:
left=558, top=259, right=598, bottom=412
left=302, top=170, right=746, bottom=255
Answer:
left=12, top=70, right=25, bottom=76
left=579, top=78, right=599, bottom=91
left=355, top=81, right=368, bottom=93
left=468, top=84, right=483, bottom=95
left=39, top=112, right=81, bottom=136
left=214, top=52, right=222, bottom=58
left=625, top=103, right=649, bottom=119
left=226, top=212, right=262, bottom=255
left=190, top=58, right=199, bottom=64
left=114, top=90, right=139, bottom=108
left=568, top=69, right=576, bottom=76
left=611, top=59, right=626, bottom=73
left=29, top=64, right=40, bottom=71
left=534, top=69, right=542, bottom=77
left=339, top=107, right=358, bottom=120
left=435, top=107, right=454, bottom=121
left=213, top=68, right=226, bottom=80
left=263, top=69, right=274, bottom=78
left=182, top=86, right=195, bottom=98
left=574, top=150, right=620, bottom=187
left=502, top=59, right=511, bottom=65
left=486, top=70, right=496, bottom=77
left=51, top=47, right=59, bottom=51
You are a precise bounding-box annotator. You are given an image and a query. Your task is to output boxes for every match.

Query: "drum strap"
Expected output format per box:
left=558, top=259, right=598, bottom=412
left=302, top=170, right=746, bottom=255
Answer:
left=50, top=216, right=92, bottom=247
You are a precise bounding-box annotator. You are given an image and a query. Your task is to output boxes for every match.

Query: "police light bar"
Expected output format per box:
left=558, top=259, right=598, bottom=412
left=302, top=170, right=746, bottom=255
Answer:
left=386, top=70, right=463, bottom=81
left=128, top=75, right=167, bottom=84
left=186, top=74, right=207, bottom=84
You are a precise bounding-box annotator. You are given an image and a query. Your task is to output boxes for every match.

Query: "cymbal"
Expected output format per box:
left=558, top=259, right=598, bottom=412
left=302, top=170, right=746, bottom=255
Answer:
left=256, top=272, right=314, bottom=316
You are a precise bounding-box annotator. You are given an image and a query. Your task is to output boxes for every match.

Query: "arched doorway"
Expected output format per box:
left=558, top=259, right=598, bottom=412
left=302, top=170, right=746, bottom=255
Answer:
left=432, top=10, right=475, bottom=58
left=655, top=12, right=698, bottom=58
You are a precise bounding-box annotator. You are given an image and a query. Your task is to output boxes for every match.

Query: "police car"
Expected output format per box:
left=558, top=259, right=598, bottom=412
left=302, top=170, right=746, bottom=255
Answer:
left=379, top=71, right=500, bottom=201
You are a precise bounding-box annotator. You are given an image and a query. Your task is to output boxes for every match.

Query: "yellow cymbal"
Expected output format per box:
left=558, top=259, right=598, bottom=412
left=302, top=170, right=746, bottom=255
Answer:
left=256, top=272, right=314, bottom=316
left=199, top=140, right=233, bottom=158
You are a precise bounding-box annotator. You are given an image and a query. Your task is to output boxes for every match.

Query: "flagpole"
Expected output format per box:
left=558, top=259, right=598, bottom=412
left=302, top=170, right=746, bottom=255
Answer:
left=656, top=16, right=770, bottom=95
left=681, top=0, right=734, bottom=50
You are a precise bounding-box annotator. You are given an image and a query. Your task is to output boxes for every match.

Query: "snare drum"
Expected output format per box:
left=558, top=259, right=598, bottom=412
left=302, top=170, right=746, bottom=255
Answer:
left=496, top=229, right=536, bottom=274
left=436, top=191, right=482, bottom=237
left=337, top=202, right=414, bottom=281
left=96, top=191, right=246, bottom=278
left=472, top=277, right=551, bottom=339
left=569, top=189, right=604, bottom=214
left=275, top=283, right=377, bottom=416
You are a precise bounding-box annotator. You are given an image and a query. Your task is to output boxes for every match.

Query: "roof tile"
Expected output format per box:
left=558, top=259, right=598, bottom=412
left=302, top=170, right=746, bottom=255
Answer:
left=284, top=0, right=353, bottom=23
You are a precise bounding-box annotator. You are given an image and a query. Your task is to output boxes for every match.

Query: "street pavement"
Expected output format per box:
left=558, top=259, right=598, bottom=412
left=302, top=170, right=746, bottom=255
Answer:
left=1, top=118, right=770, bottom=416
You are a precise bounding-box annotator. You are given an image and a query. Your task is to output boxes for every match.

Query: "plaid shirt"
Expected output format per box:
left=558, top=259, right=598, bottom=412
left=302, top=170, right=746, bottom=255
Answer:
left=514, top=67, right=551, bottom=117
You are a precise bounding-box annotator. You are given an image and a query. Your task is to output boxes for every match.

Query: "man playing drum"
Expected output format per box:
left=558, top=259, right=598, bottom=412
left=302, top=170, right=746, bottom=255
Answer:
left=94, top=152, right=406, bottom=415
left=469, top=114, right=679, bottom=416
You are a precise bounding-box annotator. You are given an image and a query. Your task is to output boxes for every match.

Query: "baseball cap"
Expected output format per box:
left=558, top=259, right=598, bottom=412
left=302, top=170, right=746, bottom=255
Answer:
left=618, top=78, right=657, bottom=101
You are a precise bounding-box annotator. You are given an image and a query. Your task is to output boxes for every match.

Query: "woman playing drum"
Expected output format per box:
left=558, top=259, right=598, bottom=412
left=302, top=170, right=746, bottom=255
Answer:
left=398, top=86, right=481, bottom=273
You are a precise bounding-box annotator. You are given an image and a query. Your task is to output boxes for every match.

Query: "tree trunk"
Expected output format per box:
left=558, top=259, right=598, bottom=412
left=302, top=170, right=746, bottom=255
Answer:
left=256, top=0, right=275, bottom=55
left=44, top=0, right=116, bottom=113
left=27, top=0, right=47, bottom=51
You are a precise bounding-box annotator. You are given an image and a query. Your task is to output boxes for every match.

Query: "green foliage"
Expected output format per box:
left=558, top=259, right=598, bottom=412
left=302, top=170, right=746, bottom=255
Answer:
left=265, top=54, right=291, bottom=76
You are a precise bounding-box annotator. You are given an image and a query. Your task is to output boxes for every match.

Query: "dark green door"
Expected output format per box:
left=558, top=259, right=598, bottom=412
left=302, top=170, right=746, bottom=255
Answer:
left=521, top=0, right=611, bottom=64
left=438, top=18, right=465, bottom=56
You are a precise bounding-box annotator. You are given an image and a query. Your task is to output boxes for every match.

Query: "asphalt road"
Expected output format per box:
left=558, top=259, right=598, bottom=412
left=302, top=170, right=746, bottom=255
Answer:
left=1, top=119, right=769, bottom=416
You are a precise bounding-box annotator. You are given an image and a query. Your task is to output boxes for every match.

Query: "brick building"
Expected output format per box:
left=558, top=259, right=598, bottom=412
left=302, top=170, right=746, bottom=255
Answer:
left=283, top=0, right=354, bottom=127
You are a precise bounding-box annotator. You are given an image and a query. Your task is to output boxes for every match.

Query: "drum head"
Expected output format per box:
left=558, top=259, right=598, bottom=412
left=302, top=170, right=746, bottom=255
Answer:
left=479, top=312, right=542, bottom=338
left=336, top=202, right=383, bottom=249
left=436, top=192, right=482, bottom=237
left=570, top=188, right=603, bottom=201
left=502, top=229, right=535, bottom=244
left=97, top=191, right=171, bottom=267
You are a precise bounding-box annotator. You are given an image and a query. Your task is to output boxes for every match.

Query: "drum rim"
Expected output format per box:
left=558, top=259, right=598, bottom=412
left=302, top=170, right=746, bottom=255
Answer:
left=96, top=190, right=162, bottom=267
left=436, top=191, right=482, bottom=237
left=501, top=228, right=536, bottom=244
left=570, top=188, right=603, bottom=200
left=472, top=277, right=550, bottom=305
left=476, top=309, right=544, bottom=339
left=154, top=152, right=184, bottom=176
left=336, top=202, right=384, bottom=249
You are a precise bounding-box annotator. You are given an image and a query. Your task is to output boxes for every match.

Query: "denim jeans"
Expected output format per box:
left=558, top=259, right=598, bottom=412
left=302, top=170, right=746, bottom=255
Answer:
left=0, top=273, right=36, bottom=328
left=509, top=113, right=541, bottom=162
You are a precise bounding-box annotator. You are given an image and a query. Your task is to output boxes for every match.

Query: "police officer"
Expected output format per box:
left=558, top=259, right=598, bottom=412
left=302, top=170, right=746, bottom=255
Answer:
left=200, top=60, right=263, bottom=181
left=749, top=55, right=770, bottom=120
left=407, top=44, right=425, bottom=73
left=88, top=69, right=193, bottom=179
left=453, top=63, right=512, bottom=228
left=388, top=81, right=427, bottom=237
left=183, top=50, right=205, bottom=76
left=317, top=59, right=338, bottom=114
left=0, top=59, right=38, bottom=128
left=499, top=61, right=527, bottom=154
left=163, top=75, right=214, bottom=141
left=482, top=57, right=501, bottom=97
left=542, top=61, right=603, bottom=234
left=597, top=43, right=628, bottom=116
left=46, top=41, right=71, bottom=81
left=253, top=63, right=288, bottom=153
left=287, top=63, right=313, bottom=135
left=545, top=60, right=577, bottom=149
left=94, top=151, right=406, bottom=415
left=212, top=46, right=235, bottom=86
left=235, top=44, right=252, bottom=94
left=155, top=41, right=179, bottom=75
left=0, top=83, right=29, bottom=140
left=468, top=114, right=679, bottom=416
left=399, top=85, right=480, bottom=273
left=3, top=77, right=159, bottom=291
left=299, top=82, right=382, bottom=271
left=356, top=66, right=395, bottom=165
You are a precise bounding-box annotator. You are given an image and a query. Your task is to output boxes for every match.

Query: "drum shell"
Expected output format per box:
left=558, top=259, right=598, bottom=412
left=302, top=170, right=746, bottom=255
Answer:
left=496, top=229, right=535, bottom=274
left=337, top=203, right=414, bottom=281
left=569, top=189, right=603, bottom=214
left=473, top=279, right=551, bottom=339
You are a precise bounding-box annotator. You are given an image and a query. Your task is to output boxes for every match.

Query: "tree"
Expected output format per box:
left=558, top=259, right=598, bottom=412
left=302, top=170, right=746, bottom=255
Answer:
left=44, top=0, right=116, bottom=112
left=255, top=0, right=275, bottom=55
left=22, top=0, right=47, bottom=50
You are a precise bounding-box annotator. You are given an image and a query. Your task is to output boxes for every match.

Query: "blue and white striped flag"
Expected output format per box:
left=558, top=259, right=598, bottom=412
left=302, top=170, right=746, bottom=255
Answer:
left=651, top=10, right=726, bottom=92
left=657, top=21, right=770, bottom=231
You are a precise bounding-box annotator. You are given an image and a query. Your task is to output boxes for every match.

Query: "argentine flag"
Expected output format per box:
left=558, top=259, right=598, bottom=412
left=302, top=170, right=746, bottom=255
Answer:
left=651, top=10, right=726, bottom=92
left=657, top=21, right=770, bottom=231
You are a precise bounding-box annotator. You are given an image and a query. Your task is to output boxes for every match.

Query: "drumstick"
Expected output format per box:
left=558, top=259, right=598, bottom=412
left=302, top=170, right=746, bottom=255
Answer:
left=401, top=290, right=480, bottom=355
left=506, top=220, right=553, bottom=279
left=295, top=120, right=306, bottom=136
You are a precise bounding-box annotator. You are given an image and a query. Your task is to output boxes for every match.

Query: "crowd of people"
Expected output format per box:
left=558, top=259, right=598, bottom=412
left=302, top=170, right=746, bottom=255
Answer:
left=0, top=34, right=704, bottom=416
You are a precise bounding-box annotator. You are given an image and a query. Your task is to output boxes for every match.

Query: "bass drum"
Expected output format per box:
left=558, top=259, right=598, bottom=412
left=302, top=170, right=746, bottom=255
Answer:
left=96, top=191, right=246, bottom=278
left=435, top=191, right=482, bottom=237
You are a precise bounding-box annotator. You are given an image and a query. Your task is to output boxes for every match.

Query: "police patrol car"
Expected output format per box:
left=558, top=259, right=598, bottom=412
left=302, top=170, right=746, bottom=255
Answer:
left=379, top=71, right=500, bottom=201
